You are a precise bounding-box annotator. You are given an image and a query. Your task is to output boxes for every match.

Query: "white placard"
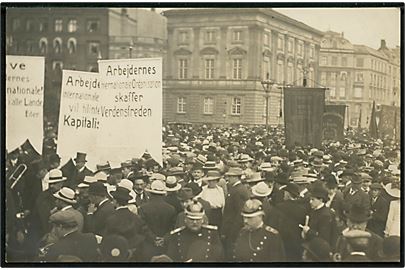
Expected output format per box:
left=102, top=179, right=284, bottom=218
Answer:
left=6, top=55, right=44, bottom=154
left=57, top=70, right=103, bottom=170
left=97, top=58, right=163, bottom=165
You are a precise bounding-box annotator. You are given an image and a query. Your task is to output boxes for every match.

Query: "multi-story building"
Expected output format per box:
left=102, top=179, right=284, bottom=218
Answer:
left=319, top=31, right=400, bottom=128
left=163, top=8, right=323, bottom=126
left=6, top=8, right=166, bottom=123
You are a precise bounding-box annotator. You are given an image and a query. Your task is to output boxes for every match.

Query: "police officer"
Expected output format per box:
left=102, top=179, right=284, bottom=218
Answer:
left=233, top=199, right=286, bottom=262
left=165, top=199, right=224, bottom=262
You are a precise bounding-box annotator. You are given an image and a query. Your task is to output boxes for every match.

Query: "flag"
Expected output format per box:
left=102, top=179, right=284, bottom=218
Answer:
left=369, top=100, right=379, bottom=139
left=357, top=108, right=362, bottom=131
left=284, top=87, right=326, bottom=148
left=322, top=105, right=346, bottom=141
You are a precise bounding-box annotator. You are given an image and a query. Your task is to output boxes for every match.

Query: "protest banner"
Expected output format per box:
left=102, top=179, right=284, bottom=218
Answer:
left=377, top=104, right=400, bottom=141
left=97, top=58, right=163, bottom=165
left=322, top=104, right=346, bottom=141
left=284, top=87, right=325, bottom=148
left=57, top=70, right=102, bottom=170
left=6, top=55, right=45, bottom=154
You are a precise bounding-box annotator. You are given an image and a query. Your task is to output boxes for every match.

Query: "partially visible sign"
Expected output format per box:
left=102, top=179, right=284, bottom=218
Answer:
left=57, top=70, right=101, bottom=169
left=322, top=104, right=346, bottom=141
left=6, top=55, right=45, bottom=153
left=97, top=58, right=163, bottom=165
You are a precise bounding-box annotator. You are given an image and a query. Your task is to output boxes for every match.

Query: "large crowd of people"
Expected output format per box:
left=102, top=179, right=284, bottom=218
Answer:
left=5, top=123, right=401, bottom=263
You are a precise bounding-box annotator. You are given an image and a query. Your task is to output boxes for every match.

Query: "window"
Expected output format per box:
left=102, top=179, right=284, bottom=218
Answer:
left=287, top=62, right=293, bottom=84
left=277, top=35, right=284, bottom=51
left=321, top=72, right=327, bottom=85
left=179, top=31, right=189, bottom=44
left=203, top=97, right=214, bottom=114
left=87, top=19, right=99, bottom=33
left=308, top=67, right=314, bottom=87
left=339, top=87, right=346, bottom=98
left=233, top=58, right=242, bottom=79
left=26, top=20, right=34, bottom=32
left=296, top=64, right=303, bottom=86
left=39, top=20, right=48, bottom=32
left=309, top=45, right=315, bottom=58
left=231, top=97, right=241, bottom=115
left=356, top=72, right=363, bottom=82
left=178, top=59, right=188, bottom=79
left=68, top=19, right=77, bottom=33
left=329, top=87, right=336, bottom=97
left=287, top=39, right=294, bottom=53
left=54, top=19, right=63, bottom=32
left=277, top=60, right=284, bottom=83
left=67, top=38, right=77, bottom=54
left=354, top=87, right=362, bottom=98
left=233, top=30, right=242, bottom=42
left=263, top=32, right=270, bottom=47
left=53, top=38, right=62, bottom=54
left=297, top=42, right=303, bottom=56
left=371, top=59, right=374, bottom=70
left=341, top=57, right=347, bottom=67
left=321, top=56, right=327, bottom=66
left=26, top=40, right=35, bottom=53
left=88, top=42, right=100, bottom=55
left=263, top=57, right=271, bottom=80
left=39, top=37, right=47, bottom=54
left=205, top=59, right=215, bottom=79
left=356, top=58, right=364, bottom=67
left=204, top=30, right=216, bottom=43
left=177, top=97, right=186, bottom=113
left=332, top=56, right=337, bottom=66
left=330, top=72, right=336, bottom=86
left=12, top=19, right=21, bottom=31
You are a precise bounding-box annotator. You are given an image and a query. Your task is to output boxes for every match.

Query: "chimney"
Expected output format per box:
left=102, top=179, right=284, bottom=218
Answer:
left=121, top=8, right=128, bottom=16
left=380, top=39, right=387, bottom=50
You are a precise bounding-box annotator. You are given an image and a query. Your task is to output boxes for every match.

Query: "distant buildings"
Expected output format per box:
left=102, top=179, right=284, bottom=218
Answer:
left=319, top=31, right=400, bottom=128
left=162, top=8, right=323, bottom=126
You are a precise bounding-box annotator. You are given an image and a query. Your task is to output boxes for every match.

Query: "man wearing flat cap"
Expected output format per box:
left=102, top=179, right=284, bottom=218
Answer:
left=43, top=210, right=99, bottom=262
left=61, top=152, right=93, bottom=188
left=366, top=183, right=389, bottom=237
left=233, top=199, right=285, bottom=262
left=165, top=200, right=224, bottom=262
left=52, top=187, right=84, bottom=232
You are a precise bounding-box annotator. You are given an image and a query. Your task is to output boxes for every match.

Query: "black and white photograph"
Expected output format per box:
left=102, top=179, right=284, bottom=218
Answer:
left=1, top=2, right=403, bottom=266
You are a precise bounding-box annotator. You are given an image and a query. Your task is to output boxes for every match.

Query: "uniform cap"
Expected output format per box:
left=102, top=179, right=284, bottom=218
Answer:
left=185, top=199, right=205, bottom=219
left=241, top=199, right=264, bottom=217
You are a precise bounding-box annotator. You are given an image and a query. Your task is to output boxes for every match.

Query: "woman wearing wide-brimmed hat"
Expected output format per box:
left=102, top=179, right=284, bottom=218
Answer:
left=384, top=181, right=400, bottom=237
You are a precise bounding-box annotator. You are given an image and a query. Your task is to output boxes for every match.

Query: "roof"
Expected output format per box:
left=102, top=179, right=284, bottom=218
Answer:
left=163, top=8, right=323, bottom=36
left=353, top=44, right=389, bottom=59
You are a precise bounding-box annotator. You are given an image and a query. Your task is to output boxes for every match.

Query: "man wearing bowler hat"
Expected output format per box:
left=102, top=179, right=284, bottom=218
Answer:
left=61, top=152, right=93, bottom=188
left=334, top=204, right=383, bottom=261
left=341, top=170, right=370, bottom=216
left=165, top=200, right=224, bottom=262
left=85, top=182, right=115, bottom=236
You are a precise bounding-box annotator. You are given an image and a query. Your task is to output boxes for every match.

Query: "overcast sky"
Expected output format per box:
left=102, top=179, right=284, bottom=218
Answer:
left=156, top=7, right=401, bottom=50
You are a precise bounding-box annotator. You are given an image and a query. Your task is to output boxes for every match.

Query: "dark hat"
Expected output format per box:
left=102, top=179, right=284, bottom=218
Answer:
left=120, top=160, right=132, bottom=169
left=48, top=153, right=61, bottom=164
left=111, top=186, right=132, bottom=202
left=302, top=237, right=331, bottom=262
left=167, top=166, right=185, bottom=176
left=166, top=156, right=181, bottom=167
left=226, top=160, right=241, bottom=168
left=88, top=182, right=107, bottom=196
left=345, top=204, right=371, bottom=223
left=370, top=182, right=383, bottom=190
left=281, top=182, right=301, bottom=198
left=74, top=152, right=87, bottom=163
left=185, top=182, right=202, bottom=197
left=49, top=210, right=78, bottom=227
left=309, top=184, right=329, bottom=202
left=184, top=156, right=196, bottom=165
left=176, top=187, right=194, bottom=201
left=324, top=174, right=338, bottom=189
left=100, top=234, right=130, bottom=262
left=96, top=162, right=111, bottom=172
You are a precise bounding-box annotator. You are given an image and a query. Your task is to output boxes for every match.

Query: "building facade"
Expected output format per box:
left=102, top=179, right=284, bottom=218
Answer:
left=319, top=31, right=400, bottom=128
left=163, top=8, right=323, bottom=126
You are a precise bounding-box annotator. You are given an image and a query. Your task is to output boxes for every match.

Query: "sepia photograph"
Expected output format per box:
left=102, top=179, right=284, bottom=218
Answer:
left=1, top=2, right=403, bottom=266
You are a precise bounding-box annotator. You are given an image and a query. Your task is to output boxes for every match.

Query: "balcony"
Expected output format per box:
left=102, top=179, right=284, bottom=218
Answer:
left=109, top=36, right=166, bottom=46
left=163, top=79, right=261, bottom=90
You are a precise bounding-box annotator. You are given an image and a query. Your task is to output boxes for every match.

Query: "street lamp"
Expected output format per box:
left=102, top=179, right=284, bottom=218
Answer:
left=261, top=73, right=276, bottom=133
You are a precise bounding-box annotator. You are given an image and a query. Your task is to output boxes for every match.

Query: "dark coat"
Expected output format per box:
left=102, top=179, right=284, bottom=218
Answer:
left=85, top=199, right=115, bottom=236
left=329, top=190, right=345, bottom=220
left=233, top=225, right=286, bottom=262
left=166, top=225, right=224, bottom=262
left=61, top=159, right=93, bottom=188
left=367, top=195, right=389, bottom=237
left=164, top=192, right=183, bottom=215
left=138, top=196, right=177, bottom=237
left=221, top=182, right=249, bottom=244
left=34, top=190, right=55, bottom=236
left=306, top=205, right=334, bottom=245
left=342, top=187, right=370, bottom=214
left=134, top=191, right=150, bottom=207
left=44, top=231, right=98, bottom=262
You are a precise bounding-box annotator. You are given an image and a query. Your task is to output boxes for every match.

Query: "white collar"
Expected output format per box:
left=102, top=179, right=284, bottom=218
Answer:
left=116, top=205, right=129, bottom=210
left=232, top=181, right=241, bottom=187
left=314, top=203, right=325, bottom=211
left=98, top=198, right=109, bottom=207
left=61, top=205, right=73, bottom=211
left=350, top=252, right=366, bottom=256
